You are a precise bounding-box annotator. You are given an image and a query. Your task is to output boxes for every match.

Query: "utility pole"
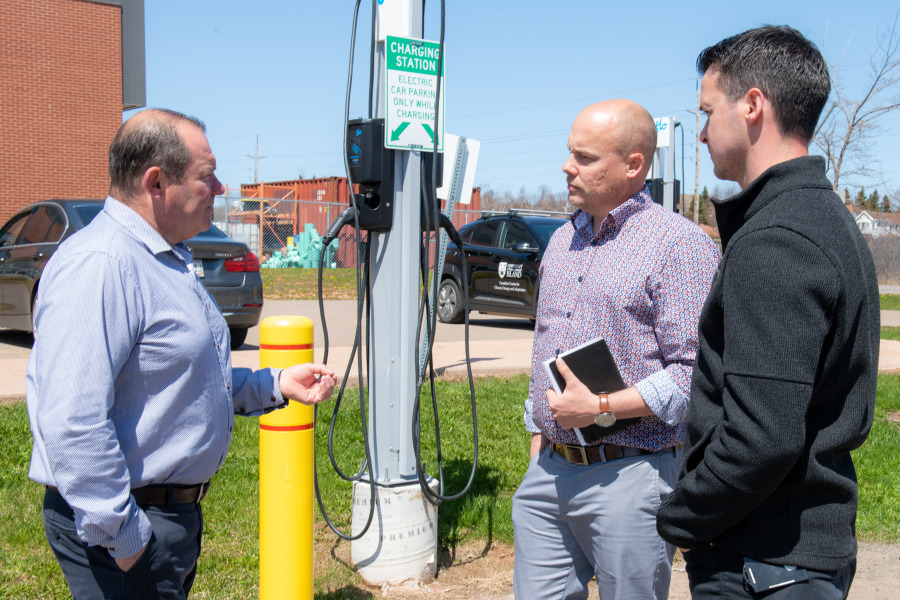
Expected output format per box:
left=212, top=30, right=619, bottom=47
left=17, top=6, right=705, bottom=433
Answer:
left=246, top=134, right=266, bottom=183
left=693, top=88, right=701, bottom=225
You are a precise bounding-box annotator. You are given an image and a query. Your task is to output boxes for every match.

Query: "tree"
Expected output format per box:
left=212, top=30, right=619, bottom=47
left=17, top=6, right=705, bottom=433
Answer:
left=869, top=189, right=882, bottom=212
left=814, top=11, right=900, bottom=190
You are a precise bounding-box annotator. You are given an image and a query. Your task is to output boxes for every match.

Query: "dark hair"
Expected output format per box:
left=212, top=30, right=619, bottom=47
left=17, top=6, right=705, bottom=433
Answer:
left=697, top=25, right=830, bottom=142
left=108, top=108, right=206, bottom=198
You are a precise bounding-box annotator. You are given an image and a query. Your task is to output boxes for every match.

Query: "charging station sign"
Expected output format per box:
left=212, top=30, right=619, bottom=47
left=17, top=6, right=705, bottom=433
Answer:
left=385, top=36, right=444, bottom=152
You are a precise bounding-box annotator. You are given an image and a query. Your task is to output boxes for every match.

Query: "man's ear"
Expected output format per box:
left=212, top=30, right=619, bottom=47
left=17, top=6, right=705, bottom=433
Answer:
left=625, top=151, right=646, bottom=181
left=142, top=166, right=165, bottom=200
left=744, top=87, right=765, bottom=126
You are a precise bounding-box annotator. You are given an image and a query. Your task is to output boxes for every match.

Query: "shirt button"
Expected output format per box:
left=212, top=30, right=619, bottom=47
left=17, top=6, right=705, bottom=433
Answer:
left=578, top=276, right=583, bottom=282
left=566, top=312, right=571, bottom=318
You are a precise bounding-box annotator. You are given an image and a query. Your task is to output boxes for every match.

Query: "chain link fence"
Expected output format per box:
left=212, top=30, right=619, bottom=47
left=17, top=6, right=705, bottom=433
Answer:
left=213, top=187, right=491, bottom=270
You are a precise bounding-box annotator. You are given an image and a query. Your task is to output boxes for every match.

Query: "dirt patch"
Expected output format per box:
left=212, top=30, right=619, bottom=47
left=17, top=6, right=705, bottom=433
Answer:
left=331, top=541, right=900, bottom=599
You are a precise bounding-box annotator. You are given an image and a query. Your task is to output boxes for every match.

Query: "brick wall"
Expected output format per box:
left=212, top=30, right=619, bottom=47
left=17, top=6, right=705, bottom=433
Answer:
left=0, top=0, right=122, bottom=224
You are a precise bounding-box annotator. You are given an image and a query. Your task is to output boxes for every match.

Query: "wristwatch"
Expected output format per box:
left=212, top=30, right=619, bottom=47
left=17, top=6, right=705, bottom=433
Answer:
left=594, top=392, right=616, bottom=427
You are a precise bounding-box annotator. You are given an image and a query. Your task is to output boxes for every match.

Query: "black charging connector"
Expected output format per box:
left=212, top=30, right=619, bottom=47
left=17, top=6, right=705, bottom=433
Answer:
left=420, top=152, right=444, bottom=232
left=347, top=118, right=395, bottom=232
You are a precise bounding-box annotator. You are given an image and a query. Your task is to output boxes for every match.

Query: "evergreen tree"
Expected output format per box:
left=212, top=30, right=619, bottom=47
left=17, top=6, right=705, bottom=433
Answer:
left=855, top=187, right=867, bottom=209
left=698, top=186, right=710, bottom=225
left=869, top=190, right=881, bottom=213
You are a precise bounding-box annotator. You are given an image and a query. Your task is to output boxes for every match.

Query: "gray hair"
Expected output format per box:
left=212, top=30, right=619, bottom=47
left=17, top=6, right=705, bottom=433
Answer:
left=108, top=109, right=206, bottom=198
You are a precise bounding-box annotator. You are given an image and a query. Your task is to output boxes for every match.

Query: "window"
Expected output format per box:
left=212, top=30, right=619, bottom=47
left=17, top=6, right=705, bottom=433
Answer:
left=500, top=221, right=536, bottom=249
left=0, top=211, right=34, bottom=248
left=20, top=206, right=65, bottom=245
left=469, top=221, right=500, bottom=247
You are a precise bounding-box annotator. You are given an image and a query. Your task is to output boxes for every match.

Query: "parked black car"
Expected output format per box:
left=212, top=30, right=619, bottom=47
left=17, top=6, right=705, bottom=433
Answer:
left=437, top=211, right=567, bottom=323
left=0, top=199, right=262, bottom=349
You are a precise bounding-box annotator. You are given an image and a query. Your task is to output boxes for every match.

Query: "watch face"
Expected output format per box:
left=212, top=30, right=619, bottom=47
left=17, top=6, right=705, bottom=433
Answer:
left=595, top=412, right=617, bottom=428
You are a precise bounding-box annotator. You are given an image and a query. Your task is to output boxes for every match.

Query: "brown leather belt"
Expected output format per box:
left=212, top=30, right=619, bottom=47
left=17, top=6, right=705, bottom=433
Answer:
left=552, top=442, right=678, bottom=466
left=48, top=482, right=210, bottom=506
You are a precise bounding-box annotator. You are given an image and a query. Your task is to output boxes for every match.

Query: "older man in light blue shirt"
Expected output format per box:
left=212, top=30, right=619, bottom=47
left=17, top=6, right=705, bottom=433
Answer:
left=27, top=108, right=335, bottom=599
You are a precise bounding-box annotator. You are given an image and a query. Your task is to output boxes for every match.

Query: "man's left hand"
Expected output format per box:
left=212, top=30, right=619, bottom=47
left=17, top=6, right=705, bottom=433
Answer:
left=547, top=357, right=599, bottom=429
left=279, top=364, right=336, bottom=405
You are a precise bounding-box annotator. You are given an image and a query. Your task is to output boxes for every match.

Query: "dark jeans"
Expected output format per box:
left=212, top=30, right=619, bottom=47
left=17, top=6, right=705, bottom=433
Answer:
left=684, top=544, right=855, bottom=599
left=43, top=487, right=203, bottom=600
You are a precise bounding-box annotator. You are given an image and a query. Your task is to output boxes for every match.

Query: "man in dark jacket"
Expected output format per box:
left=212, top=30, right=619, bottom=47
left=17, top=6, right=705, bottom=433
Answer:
left=656, top=26, right=879, bottom=599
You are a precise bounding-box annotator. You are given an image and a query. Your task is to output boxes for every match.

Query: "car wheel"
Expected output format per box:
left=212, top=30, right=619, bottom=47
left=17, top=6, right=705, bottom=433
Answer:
left=229, top=327, right=249, bottom=350
left=437, top=278, right=465, bottom=324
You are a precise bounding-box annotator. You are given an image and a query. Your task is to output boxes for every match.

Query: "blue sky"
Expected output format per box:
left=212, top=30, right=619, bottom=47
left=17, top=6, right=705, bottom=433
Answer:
left=133, top=0, right=900, bottom=200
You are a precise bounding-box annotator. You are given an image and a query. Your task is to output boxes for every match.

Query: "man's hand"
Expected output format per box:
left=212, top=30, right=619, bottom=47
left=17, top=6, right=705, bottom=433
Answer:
left=547, top=358, right=599, bottom=429
left=114, top=545, right=146, bottom=572
left=279, top=364, right=336, bottom=405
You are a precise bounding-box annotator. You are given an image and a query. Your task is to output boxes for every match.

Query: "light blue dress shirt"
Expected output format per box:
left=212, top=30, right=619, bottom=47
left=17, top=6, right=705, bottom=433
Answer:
left=27, top=197, right=284, bottom=559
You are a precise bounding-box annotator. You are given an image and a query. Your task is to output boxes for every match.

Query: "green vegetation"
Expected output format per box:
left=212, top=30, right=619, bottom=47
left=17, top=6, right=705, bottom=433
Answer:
left=880, top=294, right=900, bottom=311
left=853, top=373, right=900, bottom=542
left=3, top=372, right=897, bottom=597
left=262, top=268, right=361, bottom=301
left=882, top=326, right=900, bottom=341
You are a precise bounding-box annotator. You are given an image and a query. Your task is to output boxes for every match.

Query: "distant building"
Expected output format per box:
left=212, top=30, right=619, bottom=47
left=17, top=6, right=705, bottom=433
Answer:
left=0, top=0, right=144, bottom=223
left=853, top=208, right=900, bottom=238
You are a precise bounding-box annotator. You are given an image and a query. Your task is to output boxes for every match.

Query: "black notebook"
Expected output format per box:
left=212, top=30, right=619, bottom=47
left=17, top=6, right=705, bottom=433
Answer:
left=541, top=337, right=639, bottom=443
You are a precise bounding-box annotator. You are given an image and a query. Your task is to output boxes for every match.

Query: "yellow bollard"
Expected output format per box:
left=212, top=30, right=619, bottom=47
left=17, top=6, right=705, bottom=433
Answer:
left=259, top=316, right=315, bottom=599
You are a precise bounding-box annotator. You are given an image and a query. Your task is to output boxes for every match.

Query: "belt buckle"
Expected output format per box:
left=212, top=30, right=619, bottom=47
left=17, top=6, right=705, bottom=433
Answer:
left=564, top=444, right=589, bottom=466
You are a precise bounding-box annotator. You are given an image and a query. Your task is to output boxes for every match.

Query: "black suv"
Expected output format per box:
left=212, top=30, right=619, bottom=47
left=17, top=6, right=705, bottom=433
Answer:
left=437, top=211, right=568, bottom=323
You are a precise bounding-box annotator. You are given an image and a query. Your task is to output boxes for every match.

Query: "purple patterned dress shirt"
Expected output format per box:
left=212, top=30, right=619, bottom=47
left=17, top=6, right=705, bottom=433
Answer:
left=525, top=187, right=720, bottom=450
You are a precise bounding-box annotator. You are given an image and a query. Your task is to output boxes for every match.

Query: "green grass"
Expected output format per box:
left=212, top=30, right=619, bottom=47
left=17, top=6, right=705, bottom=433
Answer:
left=852, top=373, right=900, bottom=542
left=3, top=372, right=897, bottom=597
left=880, top=294, right=900, bottom=311
left=881, top=326, right=900, bottom=341
left=262, top=268, right=361, bottom=300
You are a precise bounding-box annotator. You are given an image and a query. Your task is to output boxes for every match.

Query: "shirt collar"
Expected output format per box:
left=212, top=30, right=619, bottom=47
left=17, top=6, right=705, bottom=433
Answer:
left=571, top=185, right=653, bottom=236
left=103, top=196, right=192, bottom=264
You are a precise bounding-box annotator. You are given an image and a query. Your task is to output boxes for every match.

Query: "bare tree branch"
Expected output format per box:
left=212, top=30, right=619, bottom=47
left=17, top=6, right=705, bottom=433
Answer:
left=814, top=10, right=900, bottom=190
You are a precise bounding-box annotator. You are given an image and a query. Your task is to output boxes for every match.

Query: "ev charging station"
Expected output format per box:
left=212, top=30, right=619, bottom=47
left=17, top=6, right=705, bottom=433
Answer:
left=649, top=116, right=680, bottom=212
left=318, top=0, right=478, bottom=587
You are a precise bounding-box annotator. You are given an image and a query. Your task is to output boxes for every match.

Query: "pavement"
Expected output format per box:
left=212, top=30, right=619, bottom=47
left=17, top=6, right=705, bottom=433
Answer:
left=3, top=299, right=900, bottom=400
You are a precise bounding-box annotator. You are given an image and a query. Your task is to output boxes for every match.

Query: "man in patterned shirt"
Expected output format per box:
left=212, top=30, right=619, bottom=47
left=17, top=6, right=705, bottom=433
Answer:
left=512, top=99, right=720, bottom=599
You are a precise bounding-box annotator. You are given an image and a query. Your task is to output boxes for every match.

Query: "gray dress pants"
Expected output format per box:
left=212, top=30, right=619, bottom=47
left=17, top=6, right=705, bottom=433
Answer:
left=512, top=444, right=680, bottom=599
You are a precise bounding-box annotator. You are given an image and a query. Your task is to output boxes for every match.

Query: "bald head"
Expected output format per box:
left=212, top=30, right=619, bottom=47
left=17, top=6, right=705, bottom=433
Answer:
left=109, top=108, right=206, bottom=200
left=563, top=100, right=658, bottom=224
left=576, top=100, right=657, bottom=181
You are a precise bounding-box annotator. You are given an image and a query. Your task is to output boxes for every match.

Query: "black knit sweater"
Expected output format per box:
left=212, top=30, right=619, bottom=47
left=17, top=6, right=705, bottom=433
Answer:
left=656, top=156, right=879, bottom=571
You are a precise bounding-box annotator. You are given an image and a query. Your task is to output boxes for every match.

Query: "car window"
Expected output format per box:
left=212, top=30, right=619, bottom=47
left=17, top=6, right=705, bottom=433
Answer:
left=531, top=219, right=568, bottom=248
left=0, top=210, right=34, bottom=247
left=468, top=221, right=500, bottom=247
left=72, top=203, right=104, bottom=227
left=20, top=206, right=66, bottom=244
left=500, top=221, right=536, bottom=249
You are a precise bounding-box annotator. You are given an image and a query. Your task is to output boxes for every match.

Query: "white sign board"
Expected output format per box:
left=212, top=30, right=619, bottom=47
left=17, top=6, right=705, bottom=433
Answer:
left=655, top=117, right=675, bottom=148
left=385, top=36, right=445, bottom=152
left=437, top=134, right=480, bottom=205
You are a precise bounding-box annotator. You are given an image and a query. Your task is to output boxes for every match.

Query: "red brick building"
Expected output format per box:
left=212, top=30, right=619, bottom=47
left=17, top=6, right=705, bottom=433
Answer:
left=0, top=0, right=144, bottom=223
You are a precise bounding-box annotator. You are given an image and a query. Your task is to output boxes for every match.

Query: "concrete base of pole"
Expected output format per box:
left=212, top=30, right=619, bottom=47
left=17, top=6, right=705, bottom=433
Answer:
left=350, top=478, right=439, bottom=586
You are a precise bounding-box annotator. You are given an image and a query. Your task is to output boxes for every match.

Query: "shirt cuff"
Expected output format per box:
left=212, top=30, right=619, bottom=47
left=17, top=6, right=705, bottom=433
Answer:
left=634, top=370, right=687, bottom=426
left=102, top=502, right=152, bottom=560
left=523, top=398, right=541, bottom=433
left=271, top=368, right=287, bottom=407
